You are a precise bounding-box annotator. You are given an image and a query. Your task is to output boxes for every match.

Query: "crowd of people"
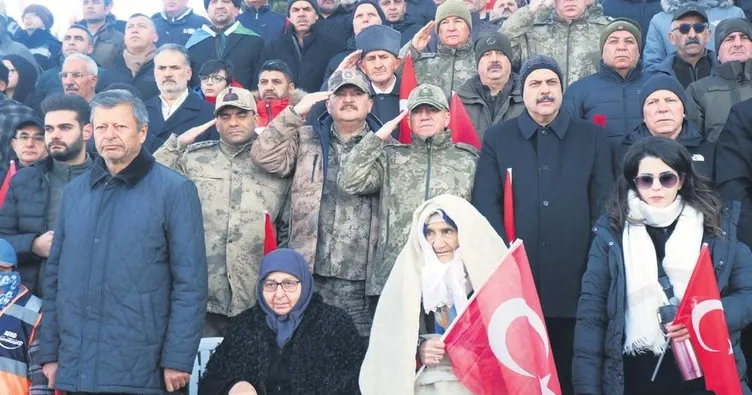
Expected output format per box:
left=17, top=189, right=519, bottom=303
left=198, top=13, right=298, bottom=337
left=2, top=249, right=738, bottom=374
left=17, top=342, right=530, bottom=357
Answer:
left=0, top=0, right=752, bottom=394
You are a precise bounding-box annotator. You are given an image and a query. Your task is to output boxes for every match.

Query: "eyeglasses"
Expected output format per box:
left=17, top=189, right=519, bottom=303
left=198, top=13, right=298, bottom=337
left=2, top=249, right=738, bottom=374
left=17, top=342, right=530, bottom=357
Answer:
left=262, top=280, right=301, bottom=293
left=15, top=135, right=44, bottom=142
left=199, top=74, right=228, bottom=84
left=673, top=23, right=707, bottom=34
left=634, top=172, right=680, bottom=189
left=59, top=72, right=90, bottom=79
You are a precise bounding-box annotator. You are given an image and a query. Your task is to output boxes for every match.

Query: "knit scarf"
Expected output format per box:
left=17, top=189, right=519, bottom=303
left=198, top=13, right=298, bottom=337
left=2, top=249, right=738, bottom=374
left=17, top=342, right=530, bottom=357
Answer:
left=622, top=191, right=704, bottom=355
left=419, top=225, right=471, bottom=318
left=0, top=271, right=21, bottom=309
left=122, top=48, right=155, bottom=77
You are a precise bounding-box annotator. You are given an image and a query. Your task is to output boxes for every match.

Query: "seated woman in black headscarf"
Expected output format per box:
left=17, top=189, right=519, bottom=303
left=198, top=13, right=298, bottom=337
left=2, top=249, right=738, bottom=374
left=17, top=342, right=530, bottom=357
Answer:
left=199, top=248, right=366, bottom=395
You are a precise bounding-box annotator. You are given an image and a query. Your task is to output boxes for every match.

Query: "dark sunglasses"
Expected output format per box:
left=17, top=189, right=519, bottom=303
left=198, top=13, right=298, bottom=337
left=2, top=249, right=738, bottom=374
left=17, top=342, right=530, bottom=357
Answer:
left=673, top=23, right=707, bottom=34
left=634, top=172, right=680, bottom=190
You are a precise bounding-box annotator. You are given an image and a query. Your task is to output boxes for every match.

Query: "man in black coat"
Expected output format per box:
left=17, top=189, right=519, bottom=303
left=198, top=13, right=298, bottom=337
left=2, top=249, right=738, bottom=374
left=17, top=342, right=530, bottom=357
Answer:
left=357, top=25, right=401, bottom=128
left=144, top=44, right=217, bottom=153
left=472, top=55, right=613, bottom=395
left=186, top=0, right=265, bottom=89
left=379, top=0, right=421, bottom=45
left=152, top=0, right=209, bottom=46
left=0, top=94, right=94, bottom=296
left=107, top=14, right=160, bottom=99
left=259, top=0, right=346, bottom=93
left=316, top=0, right=354, bottom=46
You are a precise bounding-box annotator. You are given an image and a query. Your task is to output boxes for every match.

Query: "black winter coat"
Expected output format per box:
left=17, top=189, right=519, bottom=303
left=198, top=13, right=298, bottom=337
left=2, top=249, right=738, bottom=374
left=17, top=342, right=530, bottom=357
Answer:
left=0, top=157, right=55, bottom=294
left=107, top=55, right=159, bottom=99
left=38, top=150, right=208, bottom=393
left=259, top=24, right=346, bottom=94
left=472, top=110, right=614, bottom=318
left=199, top=294, right=365, bottom=395
left=143, top=92, right=218, bottom=153
left=573, top=204, right=752, bottom=395
left=316, top=7, right=354, bottom=47
left=12, top=28, right=61, bottom=71
left=616, top=122, right=716, bottom=182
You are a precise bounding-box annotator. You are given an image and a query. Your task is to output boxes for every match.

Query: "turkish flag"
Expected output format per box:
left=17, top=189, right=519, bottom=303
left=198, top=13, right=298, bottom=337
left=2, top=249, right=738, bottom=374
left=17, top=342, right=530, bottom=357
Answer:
left=0, top=160, right=17, bottom=208
left=504, top=168, right=515, bottom=243
left=449, top=93, right=481, bottom=150
left=263, top=211, right=278, bottom=255
left=673, top=244, right=743, bottom=395
left=398, top=54, right=418, bottom=145
left=444, top=240, right=561, bottom=395
left=592, top=114, right=607, bottom=128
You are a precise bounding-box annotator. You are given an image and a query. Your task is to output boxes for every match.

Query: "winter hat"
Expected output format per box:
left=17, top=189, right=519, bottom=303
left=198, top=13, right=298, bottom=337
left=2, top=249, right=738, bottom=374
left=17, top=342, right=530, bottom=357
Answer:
left=519, top=55, right=563, bottom=94
left=600, top=18, right=642, bottom=53
left=22, top=4, right=54, bottom=30
left=474, top=31, right=512, bottom=65
left=356, top=25, right=401, bottom=57
left=353, top=0, right=387, bottom=26
left=714, top=18, right=752, bottom=54
left=638, top=74, right=687, bottom=108
left=205, top=0, right=242, bottom=9
left=434, top=0, right=472, bottom=32
left=287, top=0, right=321, bottom=16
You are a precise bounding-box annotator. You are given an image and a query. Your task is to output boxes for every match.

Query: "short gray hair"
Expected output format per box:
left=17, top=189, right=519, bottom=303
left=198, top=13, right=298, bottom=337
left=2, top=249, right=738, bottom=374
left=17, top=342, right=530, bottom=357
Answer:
left=63, top=53, right=98, bottom=75
left=155, top=43, right=191, bottom=67
left=90, top=90, right=149, bottom=131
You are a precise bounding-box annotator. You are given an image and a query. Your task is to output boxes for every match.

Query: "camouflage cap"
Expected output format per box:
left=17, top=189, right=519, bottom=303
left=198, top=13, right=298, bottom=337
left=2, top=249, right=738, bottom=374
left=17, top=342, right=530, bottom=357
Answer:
left=406, top=83, right=449, bottom=111
left=327, top=68, right=372, bottom=94
left=215, top=87, right=257, bottom=115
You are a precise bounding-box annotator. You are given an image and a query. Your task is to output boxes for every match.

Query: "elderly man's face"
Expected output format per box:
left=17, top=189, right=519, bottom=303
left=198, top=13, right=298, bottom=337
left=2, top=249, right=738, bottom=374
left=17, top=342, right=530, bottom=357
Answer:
left=353, top=3, right=383, bottom=34
left=11, top=125, right=46, bottom=166
left=555, top=0, right=586, bottom=20
left=359, top=50, right=399, bottom=85
left=425, top=219, right=459, bottom=263
left=217, top=107, right=258, bottom=145
left=478, top=50, right=512, bottom=87
left=602, top=30, right=640, bottom=73
left=409, top=104, right=450, bottom=139
left=493, top=0, right=518, bottom=19
left=125, top=16, right=158, bottom=53
left=437, top=16, right=470, bottom=48
left=718, top=32, right=752, bottom=63
left=327, top=86, right=373, bottom=123
left=290, top=1, right=319, bottom=34
left=643, top=89, right=685, bottom=140
left=62, top=60, right=98, bottom=101
left=93, top=104, right=147, bottom=167
left=154, top=50, right=192, bottom=96
left=669, top=15, right=711, bottom=60
left=522, top=68, right=563, bottom=119
left=318, top=0, right=341, bottom=14
left=379, top=0, right=407, bottom=22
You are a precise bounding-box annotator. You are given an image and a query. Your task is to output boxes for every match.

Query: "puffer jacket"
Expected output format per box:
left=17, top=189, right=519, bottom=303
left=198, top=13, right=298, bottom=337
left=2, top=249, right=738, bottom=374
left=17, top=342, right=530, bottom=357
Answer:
left=338, top=129, right=479, bottom=295
left=573, top=204, right=752, bottom=395
left=643, top=0, right=744, bottom=69
left=38, top=150, right=207, bottom=394
left=563, top=60, right=649, bottom=142
left=686, top=59, right=752, bottom=142
left=501, top=3, right=610, bottom=87
left=457, top=74, right=525, bottom=139
left=254, top=89, right=306, bottom=128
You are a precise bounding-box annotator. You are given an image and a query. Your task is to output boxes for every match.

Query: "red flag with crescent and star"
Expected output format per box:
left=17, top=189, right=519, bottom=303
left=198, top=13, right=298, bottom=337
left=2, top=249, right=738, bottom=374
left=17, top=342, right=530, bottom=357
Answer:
left=443, top=240, right=560, bottom=395
left=263, top=211, right=278, bottom=255
left=673, top=244, right=743, bottom=395
left=398, top=54, right=418, bottom=144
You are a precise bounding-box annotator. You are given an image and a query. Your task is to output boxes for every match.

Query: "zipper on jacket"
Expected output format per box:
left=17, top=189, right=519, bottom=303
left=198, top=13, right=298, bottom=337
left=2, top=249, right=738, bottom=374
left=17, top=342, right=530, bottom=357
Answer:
left=265, top=99, right=273, bottom=123
left=424, top=138, right=433, bottom=200
left=311, top=154, right=319, bottom=183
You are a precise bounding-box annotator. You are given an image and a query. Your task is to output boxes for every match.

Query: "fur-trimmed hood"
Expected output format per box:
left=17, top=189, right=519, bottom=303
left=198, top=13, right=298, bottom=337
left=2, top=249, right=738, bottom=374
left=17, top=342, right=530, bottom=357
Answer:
left=661, top=0, right=735, bottom=12
left=252, top=88, right=307, bottom=107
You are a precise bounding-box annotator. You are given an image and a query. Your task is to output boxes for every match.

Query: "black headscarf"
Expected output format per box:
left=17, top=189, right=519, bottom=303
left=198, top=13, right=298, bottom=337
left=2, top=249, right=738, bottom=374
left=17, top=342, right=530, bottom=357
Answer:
left=3, top=55, right=37, bottom=104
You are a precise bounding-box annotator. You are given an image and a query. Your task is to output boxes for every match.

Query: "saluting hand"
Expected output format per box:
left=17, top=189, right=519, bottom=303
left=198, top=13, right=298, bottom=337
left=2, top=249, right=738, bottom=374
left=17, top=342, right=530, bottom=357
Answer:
left=293, top=91, right=333, bottom=117
left=411, top=21, right=436, bottom=52
left=177, top=119, right=217, bottom=146
left=336, top=50, right=363, bottom=73
left=375, top=110, right=408, bottom=142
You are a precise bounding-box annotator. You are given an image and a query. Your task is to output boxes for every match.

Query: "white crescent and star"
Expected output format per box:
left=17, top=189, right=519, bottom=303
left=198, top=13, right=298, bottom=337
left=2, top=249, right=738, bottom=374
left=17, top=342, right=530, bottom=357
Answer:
left=487, top=297, right=550, bottom=378
left=691, top=299, right=724, bottom=352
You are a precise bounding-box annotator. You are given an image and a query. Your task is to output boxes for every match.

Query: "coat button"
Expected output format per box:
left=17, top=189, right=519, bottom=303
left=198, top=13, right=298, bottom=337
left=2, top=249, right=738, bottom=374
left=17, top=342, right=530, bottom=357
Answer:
left=94, top=238, right=100, bottom=243
left=541, top=164, right=549, bottom=170
left=541, top=130, right=548, bottom=136
left=719, top=260, right=724, bottom=266
left=542, top=200, right=550, bottom=207
left=608, top=242, right=614, bottom=246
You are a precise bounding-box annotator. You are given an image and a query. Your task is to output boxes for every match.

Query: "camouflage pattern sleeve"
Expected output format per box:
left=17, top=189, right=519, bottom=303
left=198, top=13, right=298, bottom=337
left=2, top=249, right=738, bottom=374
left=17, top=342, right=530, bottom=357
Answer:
left=500, top=5, right=537, bottom=70
left=250, top=107, right=304, bottom=177
left=399, top=41, right=423, bottom=62
left=153, top=133, right=189, bottom=174
left=338, top=131, right=386, bottom=195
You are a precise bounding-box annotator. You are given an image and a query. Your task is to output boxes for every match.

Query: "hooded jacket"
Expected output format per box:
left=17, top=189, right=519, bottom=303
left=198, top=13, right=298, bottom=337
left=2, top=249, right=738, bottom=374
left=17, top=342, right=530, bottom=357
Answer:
left=254, top=89, right=307, bottom=128
left=643, top=0, right=744, bottom=69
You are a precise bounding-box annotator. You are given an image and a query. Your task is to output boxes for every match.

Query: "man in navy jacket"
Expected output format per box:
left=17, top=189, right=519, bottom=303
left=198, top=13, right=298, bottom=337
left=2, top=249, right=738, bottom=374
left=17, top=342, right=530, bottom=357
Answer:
left=238, top=0, right=287, bottom=43
left=152, top=0, right=209, bottom=46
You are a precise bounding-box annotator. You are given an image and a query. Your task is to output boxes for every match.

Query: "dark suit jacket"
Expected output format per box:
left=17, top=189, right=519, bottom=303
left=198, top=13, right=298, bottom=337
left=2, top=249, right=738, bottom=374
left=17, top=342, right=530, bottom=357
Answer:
left=143, top=91, right=218, bottom=153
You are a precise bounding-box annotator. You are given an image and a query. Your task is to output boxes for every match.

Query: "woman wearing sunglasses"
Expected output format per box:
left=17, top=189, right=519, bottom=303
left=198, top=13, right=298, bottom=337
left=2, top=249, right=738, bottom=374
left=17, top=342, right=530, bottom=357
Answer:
left=199, top=249, right=366, bottom=395
left=616, top=74, right=715, bottom=182
left=573, top=136, right=752, bottom=395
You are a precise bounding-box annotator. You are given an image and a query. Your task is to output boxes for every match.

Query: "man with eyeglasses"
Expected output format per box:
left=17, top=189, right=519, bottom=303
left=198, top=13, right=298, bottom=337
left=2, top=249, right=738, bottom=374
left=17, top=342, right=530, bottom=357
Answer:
left=60, top=54, right=99, bottom=102
left=154, top=87, right=289, bottom=337
left=0, top=61, right=36, bottom=175
left=0, top=94, right=94, bottom=296
left=648, top=5, right=714, bottom=88
left=643, top=0, right=744, bottom=69
left=144, top=44, right=216, bottom=153
left=686, top=18, right=752, bottom=142
left=9, top=117, right=47, bottom=168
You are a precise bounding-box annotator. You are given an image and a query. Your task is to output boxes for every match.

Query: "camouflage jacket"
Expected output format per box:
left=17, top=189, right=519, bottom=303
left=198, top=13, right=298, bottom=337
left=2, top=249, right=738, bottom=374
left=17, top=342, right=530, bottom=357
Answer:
left=154, top=134, right=290, bottom=317
left=400, top=40, right=477, bottom=98
left=501, top=4, right=611, bottom=88
left=338, top=130, right=479, bottom=295
left=250, top=107, right=382, bottom=278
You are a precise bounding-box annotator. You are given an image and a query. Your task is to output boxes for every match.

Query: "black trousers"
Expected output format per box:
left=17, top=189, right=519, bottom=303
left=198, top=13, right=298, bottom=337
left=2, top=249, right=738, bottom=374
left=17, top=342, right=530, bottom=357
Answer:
left=546, top=317, right=575, bottom=395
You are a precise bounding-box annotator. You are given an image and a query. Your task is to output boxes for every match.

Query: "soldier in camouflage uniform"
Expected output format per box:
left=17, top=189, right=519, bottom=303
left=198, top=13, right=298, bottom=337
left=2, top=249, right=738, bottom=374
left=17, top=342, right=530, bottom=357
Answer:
left=501, top=0, right=611, bottom=88
left=339, top=83, right=479, bottom=296
left=250, top=69, right=384, bottom=337
left=154, top=87, right=290, bottom=336
left=399, top=0, right=477, bottom=97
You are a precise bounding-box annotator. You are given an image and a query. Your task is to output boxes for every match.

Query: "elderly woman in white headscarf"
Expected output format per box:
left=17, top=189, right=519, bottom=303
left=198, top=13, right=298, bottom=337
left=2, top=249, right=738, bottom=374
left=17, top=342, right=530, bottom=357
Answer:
left=359, top=194, right=509, bottom=395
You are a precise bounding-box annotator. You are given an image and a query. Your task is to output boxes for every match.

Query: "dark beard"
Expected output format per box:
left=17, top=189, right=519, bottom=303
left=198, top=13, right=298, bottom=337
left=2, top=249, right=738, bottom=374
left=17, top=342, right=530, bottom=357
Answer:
left=49, top=137, right=85, bottom=162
